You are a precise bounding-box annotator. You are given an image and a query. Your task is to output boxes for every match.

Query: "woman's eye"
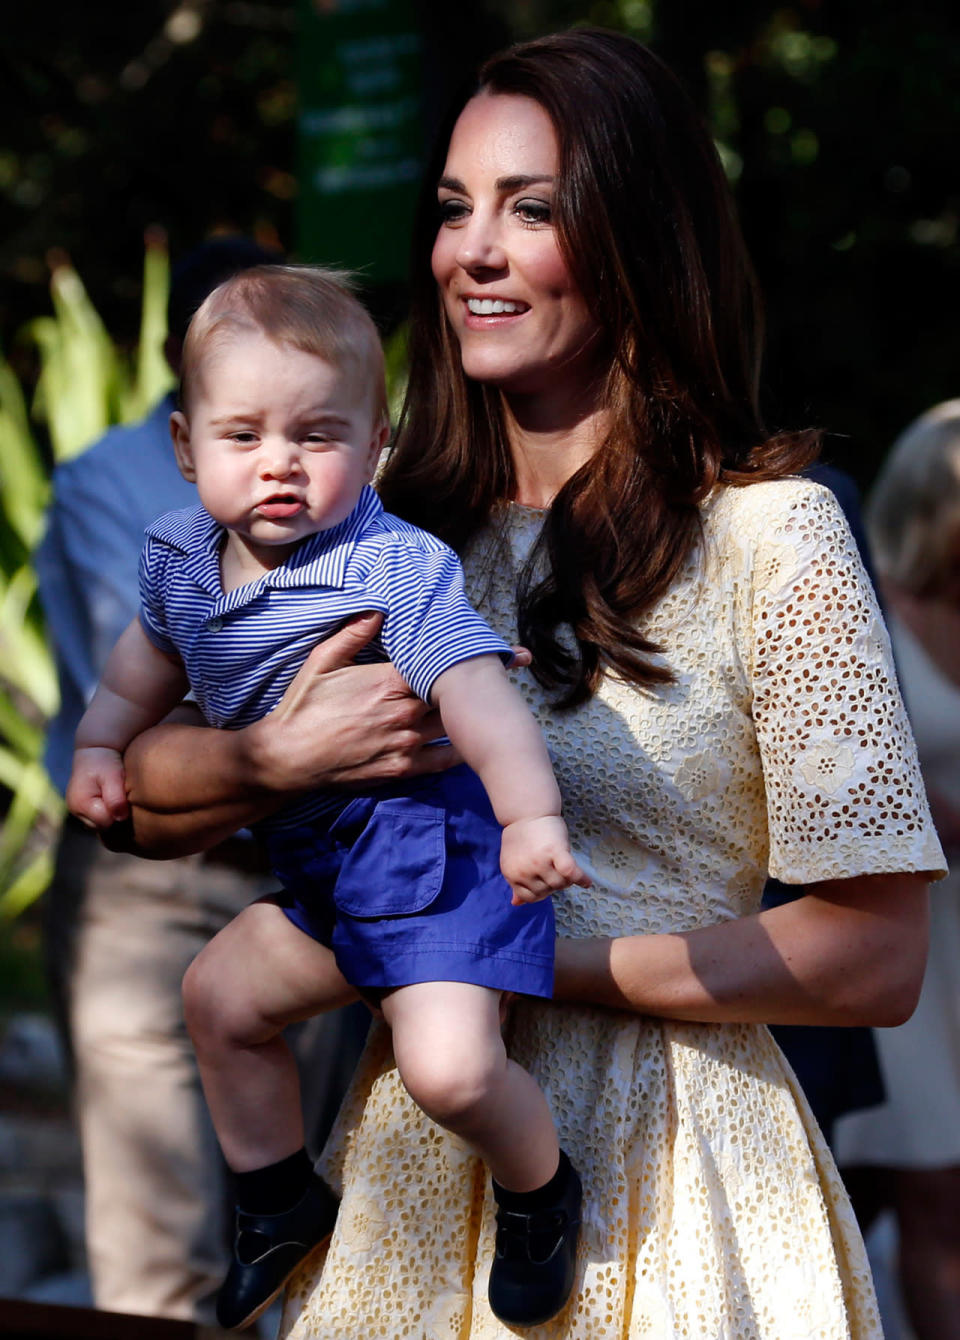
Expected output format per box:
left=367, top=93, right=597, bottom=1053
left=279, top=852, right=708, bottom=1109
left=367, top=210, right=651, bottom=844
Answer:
left=515, top=199, right=552, bottom=226
left=438, top=197, right=469, bottom=225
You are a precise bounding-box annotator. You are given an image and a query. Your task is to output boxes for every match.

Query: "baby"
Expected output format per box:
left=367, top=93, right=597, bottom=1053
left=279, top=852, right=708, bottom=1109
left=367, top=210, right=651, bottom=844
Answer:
left=67, top=265, right=588, bottom=1330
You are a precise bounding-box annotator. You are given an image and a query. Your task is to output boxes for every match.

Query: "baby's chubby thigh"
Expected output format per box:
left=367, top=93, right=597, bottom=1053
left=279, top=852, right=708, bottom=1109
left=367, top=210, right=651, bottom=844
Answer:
left=380, top=980, right=506, bottom=1128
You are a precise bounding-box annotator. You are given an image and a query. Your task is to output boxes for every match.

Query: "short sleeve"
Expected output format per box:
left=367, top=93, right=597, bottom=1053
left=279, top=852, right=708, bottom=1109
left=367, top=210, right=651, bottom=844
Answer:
left=137, top=537, right=179, bottom=657
left=367, top=542, right=512, bottom=702
left=748, top=482, right=946, bottom=884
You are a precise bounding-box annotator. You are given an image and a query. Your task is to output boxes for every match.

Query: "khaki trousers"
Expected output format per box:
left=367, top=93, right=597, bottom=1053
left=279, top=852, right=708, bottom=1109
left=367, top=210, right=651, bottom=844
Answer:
left=44, top=820, right=367, bottom=1326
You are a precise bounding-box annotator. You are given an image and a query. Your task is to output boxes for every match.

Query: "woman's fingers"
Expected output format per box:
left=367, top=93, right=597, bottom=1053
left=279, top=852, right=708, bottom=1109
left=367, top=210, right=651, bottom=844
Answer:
left=404, top=739, right=461, bottom=776
left=507, top=644, right=532, bottom=669
left=298, top=611, right=385, bottom=673
left=255, top=612, right=460, bottom=789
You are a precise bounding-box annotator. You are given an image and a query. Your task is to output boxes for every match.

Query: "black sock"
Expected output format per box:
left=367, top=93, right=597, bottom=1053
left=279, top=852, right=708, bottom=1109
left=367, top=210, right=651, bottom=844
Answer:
left=234, top=1147, right=315, bottom=1216
left=493, top=1148, right=571, bottom=1211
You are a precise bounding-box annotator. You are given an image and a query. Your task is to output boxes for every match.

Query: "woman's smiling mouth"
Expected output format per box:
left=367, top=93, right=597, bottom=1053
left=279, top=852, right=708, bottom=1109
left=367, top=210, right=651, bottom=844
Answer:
left=464, top=297, right=529, bottom=316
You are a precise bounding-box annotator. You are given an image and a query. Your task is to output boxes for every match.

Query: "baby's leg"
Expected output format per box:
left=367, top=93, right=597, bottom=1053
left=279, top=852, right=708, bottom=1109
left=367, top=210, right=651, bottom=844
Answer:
left=382, top=981, right=559, bottom=1192
left=183, top=900, right=355, bottom=1329
left=182, top=900, right=354, bottom=1172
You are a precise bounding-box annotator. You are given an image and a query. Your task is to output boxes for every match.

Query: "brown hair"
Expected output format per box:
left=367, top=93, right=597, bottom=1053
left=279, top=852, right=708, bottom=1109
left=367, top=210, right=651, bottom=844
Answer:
left=180, top=264, right=387, bottom=423
left=379, top=28, right=818, bottom=707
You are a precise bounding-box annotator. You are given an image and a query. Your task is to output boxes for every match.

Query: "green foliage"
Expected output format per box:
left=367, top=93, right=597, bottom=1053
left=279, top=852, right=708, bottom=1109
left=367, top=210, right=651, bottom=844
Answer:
left=0, top=916, right=48, bottom=1014
left=27, top=238, right=172, bottom=462
left=383, top=321, right=410, bottom=429
left=0, top=244, right=173, bottom=918
left=0, top=361, right=48, bottom=551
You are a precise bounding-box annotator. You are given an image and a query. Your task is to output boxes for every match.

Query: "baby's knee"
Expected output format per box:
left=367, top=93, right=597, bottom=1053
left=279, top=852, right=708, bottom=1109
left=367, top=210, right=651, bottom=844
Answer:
left=399, top=1045, right=503, bottom=1127
left=181, top=943, right=256, bottom=1052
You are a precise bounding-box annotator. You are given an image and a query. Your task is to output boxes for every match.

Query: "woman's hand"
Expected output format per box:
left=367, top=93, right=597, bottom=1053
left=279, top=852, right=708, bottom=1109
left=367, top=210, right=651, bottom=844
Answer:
left=114, top=612, right=459, bottom=857
left=553, top=870, right=930, bottom=1029
left=248, top=613, right=457, bottom=793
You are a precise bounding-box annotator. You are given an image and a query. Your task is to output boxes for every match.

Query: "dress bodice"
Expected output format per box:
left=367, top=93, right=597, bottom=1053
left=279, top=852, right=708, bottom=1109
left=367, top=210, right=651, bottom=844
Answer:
left=461, top=480, right=942, bottom=944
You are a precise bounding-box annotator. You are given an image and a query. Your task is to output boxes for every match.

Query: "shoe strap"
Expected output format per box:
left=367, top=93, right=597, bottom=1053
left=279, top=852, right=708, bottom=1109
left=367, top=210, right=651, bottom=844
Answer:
left=232, top=1189, right=322, bottom=1257
left=495, top=1205, right=576, bottom=1235
left=235, top=1226, right=310, bottom=1266
left=494, top=1204, right=581, bottom=1265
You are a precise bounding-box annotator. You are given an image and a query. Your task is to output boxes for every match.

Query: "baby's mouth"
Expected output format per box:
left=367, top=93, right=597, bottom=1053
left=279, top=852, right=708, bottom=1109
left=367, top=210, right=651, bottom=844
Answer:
left=257, top=494, right=304, bottom=519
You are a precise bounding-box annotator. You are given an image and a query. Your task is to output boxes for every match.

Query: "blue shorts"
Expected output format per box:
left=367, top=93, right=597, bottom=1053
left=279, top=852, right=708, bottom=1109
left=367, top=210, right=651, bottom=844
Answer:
left=264, top=764, right=555, bottom=999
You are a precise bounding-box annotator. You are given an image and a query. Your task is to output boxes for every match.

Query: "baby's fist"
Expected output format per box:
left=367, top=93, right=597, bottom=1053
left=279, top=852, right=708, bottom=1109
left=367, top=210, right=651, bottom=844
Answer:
left=500, top=815, right=592, bottom=905
left=67, top=747, right=129, bottom=829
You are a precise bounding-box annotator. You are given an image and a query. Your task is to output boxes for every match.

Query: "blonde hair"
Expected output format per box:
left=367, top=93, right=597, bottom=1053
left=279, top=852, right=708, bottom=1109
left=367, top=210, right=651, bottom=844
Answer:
left=866, top=398, right=960, bottom=597
left=180, top=264, right=387, bottom=422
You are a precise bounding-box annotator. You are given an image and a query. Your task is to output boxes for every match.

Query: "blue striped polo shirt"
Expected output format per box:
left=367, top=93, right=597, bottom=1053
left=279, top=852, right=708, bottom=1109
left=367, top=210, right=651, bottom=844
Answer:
left=138, top=485, right=512, bottom=832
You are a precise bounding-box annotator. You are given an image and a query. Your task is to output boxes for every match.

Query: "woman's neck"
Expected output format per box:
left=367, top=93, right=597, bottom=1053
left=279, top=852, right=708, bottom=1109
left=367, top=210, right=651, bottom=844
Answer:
left=501, top=384, right=610, bottom=509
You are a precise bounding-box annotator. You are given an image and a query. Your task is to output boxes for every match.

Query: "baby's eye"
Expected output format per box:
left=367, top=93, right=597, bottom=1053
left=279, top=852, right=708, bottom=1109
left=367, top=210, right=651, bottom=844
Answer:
left=514, top=199, right=552, bottom=226
left=230, top=431, right=258, bottom=445
left=303, top=433, right=331, bottom=446
left=437, top=197, right=470, bottom=226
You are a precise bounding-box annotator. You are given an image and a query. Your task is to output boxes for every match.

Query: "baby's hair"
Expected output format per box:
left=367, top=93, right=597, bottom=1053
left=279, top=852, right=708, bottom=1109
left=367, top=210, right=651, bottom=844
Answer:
left=180, top=264, right=388, bottom=423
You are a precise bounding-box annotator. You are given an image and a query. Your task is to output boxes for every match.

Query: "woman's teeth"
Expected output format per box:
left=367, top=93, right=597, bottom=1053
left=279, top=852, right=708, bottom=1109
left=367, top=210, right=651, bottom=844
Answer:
left=466, top=298, right=524, bottom=315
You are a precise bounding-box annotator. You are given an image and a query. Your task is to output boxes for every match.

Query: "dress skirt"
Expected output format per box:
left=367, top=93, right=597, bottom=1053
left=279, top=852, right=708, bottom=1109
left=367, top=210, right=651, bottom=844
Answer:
left=279, top=1003, right=882, bottom=1339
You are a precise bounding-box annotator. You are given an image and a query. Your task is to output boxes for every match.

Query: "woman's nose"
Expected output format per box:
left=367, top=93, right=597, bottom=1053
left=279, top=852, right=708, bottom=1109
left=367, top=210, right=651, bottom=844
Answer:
left=455, top=213, right=507, bottom=273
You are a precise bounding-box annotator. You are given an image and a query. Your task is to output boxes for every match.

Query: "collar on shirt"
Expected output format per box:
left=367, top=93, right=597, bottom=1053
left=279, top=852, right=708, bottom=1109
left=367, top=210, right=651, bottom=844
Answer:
left=145, top=485, right=385, bottom=601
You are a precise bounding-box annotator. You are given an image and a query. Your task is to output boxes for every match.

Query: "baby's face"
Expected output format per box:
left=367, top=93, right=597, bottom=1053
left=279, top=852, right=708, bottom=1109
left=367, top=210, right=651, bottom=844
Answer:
left=171, top=331, right=386, bottom=570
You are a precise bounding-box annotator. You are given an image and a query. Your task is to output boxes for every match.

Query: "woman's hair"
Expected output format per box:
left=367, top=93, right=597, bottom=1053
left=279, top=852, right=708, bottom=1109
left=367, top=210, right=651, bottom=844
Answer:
left=867, top=400, right=960, bottom=598
left=180, top=264, right=388, bottom=422
left=379, top=27, right=819, bottom=707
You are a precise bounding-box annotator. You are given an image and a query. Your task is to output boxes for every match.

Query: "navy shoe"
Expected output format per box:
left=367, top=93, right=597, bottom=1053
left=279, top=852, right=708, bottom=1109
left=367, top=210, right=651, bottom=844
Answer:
left=216, top=1177, right=338, bottom=1330
left=488, top=1153, right=582, bottom=1327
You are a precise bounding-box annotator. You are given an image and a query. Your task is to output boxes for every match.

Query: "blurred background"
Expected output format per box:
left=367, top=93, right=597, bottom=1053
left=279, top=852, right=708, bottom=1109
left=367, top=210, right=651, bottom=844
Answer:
left=0, top=0, right=957, bottom=1329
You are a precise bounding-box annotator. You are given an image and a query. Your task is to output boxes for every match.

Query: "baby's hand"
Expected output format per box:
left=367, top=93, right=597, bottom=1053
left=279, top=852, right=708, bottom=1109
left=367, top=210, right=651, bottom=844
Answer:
left=66, top=747, right=129, bottom=830
left=500, top=815, right=592, bottom=905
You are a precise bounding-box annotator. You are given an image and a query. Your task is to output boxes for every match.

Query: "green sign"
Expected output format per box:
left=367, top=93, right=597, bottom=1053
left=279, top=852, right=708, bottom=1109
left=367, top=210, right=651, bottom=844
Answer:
left=297, top=0, right=424, bottom=284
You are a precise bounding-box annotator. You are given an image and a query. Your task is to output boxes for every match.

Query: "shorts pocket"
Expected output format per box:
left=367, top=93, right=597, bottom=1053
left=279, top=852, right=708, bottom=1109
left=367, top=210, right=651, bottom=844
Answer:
left=332, top=796, right=446, bottom=918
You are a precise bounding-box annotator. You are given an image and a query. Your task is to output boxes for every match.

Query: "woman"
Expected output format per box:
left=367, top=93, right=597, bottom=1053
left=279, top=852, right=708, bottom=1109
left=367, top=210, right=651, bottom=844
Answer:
left=834, top=402, right=960, bottom=1339
left=117, top=30, right=941, bottom=1338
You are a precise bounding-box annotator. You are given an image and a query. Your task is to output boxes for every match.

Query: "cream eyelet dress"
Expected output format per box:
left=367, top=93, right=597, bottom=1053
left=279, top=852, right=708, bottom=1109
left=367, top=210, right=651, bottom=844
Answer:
left=280, top=477, right=945, bottom=1340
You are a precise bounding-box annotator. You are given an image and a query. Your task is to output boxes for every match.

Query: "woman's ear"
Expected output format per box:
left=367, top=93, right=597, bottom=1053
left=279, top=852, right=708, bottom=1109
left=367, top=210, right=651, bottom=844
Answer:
left=170, top=411, right=197, bottom=482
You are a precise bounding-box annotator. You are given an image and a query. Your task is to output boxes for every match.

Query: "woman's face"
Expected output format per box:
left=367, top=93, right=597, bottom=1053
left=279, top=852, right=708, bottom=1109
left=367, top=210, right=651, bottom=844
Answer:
left=431, top=92, right=602, bottom=400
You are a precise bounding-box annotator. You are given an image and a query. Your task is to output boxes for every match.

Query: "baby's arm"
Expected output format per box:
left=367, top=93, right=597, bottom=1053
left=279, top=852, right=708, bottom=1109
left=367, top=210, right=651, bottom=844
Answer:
left=67, top=617, right=189, bottom=829
left=431, top=656, right=591, bottom=905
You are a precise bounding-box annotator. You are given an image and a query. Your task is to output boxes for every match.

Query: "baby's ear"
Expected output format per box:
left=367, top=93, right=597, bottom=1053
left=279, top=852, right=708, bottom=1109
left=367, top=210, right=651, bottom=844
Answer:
left=366, top=419, right=390, bottom=478
left=170, top=411, right=197, bottom=482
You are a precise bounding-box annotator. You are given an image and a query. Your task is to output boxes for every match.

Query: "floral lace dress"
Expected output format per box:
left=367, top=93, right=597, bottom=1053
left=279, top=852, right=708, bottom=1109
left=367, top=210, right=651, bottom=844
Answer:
left=280, top=479, right=944, bottom=1340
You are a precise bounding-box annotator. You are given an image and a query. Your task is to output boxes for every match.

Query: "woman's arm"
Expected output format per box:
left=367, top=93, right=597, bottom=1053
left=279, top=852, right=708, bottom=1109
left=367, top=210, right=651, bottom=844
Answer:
left=554, top=871, right=930, bottom=1029
left=111, top=613, right=457, bottom=857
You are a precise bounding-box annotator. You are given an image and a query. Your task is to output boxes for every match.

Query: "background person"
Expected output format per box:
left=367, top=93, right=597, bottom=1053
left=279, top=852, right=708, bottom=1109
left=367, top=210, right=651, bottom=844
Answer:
left=834, top=400, right=960, bottom=1340
left=35, top=238, right=367, bottom=1329
left=107, top=31, right=942, bottom=1338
